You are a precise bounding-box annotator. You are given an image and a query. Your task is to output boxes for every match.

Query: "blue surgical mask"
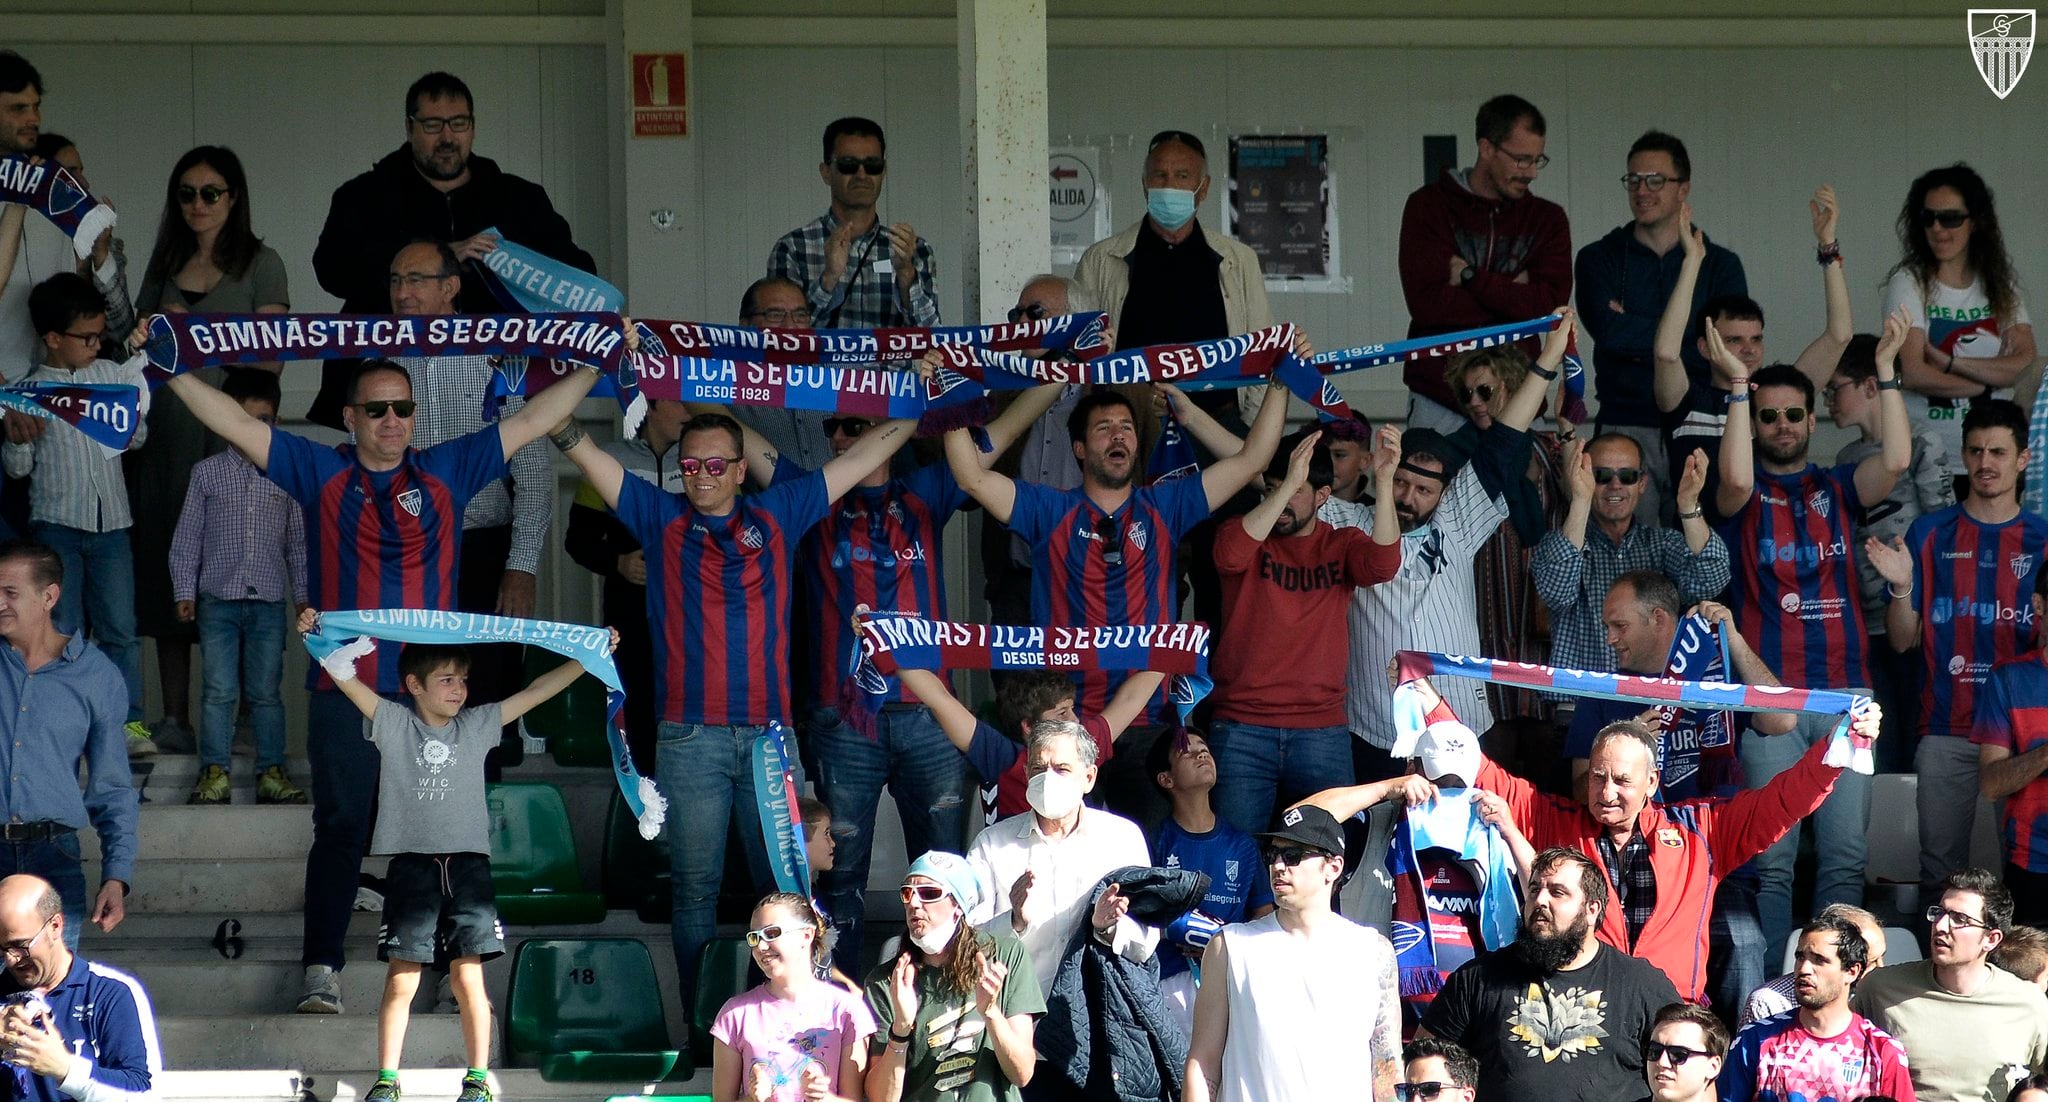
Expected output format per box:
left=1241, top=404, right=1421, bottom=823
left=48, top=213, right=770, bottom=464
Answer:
left=1146, top=187, right=1198, bottom=230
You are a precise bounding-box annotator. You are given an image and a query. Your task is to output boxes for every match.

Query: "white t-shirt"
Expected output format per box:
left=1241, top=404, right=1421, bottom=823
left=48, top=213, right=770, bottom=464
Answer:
left=1883, top=268, right=2033, bottom=465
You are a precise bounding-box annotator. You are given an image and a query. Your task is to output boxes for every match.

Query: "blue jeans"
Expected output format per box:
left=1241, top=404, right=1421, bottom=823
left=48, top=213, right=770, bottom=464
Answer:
left=303, top=689, right=381, bottom=970
left=0, top=834, right=85, bottom=952
left=804, top=704, right=970, bottom=974
left=1209, top=719, right=1356, bottom=837
left=658, top=722, right=777, bottom=1002
left=196, top=597, right=287, bottom=770
left=1707, top=873, right=1766, bottom=1025
left=32, top=523, right=141, bottom=723
left=1739, top=712, right=1871, bottom=957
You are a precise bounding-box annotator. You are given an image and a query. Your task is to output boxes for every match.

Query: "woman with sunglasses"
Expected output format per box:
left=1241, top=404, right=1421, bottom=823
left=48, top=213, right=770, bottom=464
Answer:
left=713, top=891, right=876, bottom=1102
left=126, top=145, right=290, bottom=765
left=864, top=852, right=1041, bottom=1102
left=1883, top=163, right=2035, bottom=477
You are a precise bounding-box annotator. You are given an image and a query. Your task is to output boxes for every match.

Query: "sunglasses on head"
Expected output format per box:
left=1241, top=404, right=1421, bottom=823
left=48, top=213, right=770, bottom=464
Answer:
left=177, top=185, right=232, bottom=206
left=1755, top=406, right=1808, bottom=426
left=743, top=924, right=789, bottom=949
left=833, top=156, right=887, bottom=176
left=1455, top=383, right=1497, bottom=405
left=1264, top=845, right=1324, bottom=868
left=1094, top=515, right=1123, bottom=567
left=899, top=885, right=947, bottom=905
left=1918, top=208, right=1970, bottom=229
left=354, top=400, right=415, bottom=420
left=1008, top=302, right=1049, bottom=324
left=1646, top=1042, right=1714, bottom=1066
left=1394, top=1084, right=1455, bottom=1102
left=1594, top=466, right=1643, bottom=486
left=822, top=417, right=870, bottom=439
left=679, top=456, right=741, bottom=478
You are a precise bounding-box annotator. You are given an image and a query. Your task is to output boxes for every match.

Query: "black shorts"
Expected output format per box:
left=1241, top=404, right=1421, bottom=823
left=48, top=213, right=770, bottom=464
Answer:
left=377, top=852, right=504, bottom=964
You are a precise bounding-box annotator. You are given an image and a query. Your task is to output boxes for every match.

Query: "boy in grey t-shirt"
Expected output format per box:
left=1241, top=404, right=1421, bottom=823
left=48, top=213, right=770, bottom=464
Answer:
left=300, top=608, right=612, bottom=1102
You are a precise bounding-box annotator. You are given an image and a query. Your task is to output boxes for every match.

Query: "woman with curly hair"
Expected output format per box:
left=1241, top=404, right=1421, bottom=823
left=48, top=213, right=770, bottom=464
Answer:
left=865, top=852, right=1042, bottom=1102
left=712, top=892, right=876, bottom=1102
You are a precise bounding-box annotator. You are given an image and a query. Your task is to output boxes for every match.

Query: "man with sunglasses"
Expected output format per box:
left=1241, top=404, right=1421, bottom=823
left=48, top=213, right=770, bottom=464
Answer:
left=1577, top=130, right=1749, bottom=525
left=1398, top=1038, right=1479, bottom=1102
left=1396, top=94, right=1573, bottom=435
left=1645, top=1004, right=1728, bottom=1102
left=1185, top=803, right=1400, bottom=1102
left=1718, top=914, right=1912, bottom=1102
left=1713, top=312, right=1911, bottom=965
left=168, top=351, right=603, bottom=1014
left=0, top=874, right=159, bottom=1102
left=310, top=70, right=596, bottom=429
left=1853, top=867, right=2048, bottom=1102
left=768, top=116, right=939, bottom=330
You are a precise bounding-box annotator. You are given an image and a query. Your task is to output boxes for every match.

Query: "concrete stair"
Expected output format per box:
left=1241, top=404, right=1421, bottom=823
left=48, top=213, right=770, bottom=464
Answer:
left=154, top=1067, right=689, bottom=1101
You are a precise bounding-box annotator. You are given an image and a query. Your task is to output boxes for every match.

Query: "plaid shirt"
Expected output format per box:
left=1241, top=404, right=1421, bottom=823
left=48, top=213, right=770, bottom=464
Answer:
left=1530, top=521, right=1730, bottom=673
left=1596, top=828, right=1658, bottom=950
left=766, top=211, right=941, bottom=329
left=168, top=448, right=308, bottom=605
left=395, top=354, right=553, bottom=575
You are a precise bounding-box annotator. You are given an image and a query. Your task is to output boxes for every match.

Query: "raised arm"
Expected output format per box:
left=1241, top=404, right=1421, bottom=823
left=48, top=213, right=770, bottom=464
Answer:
left=1691, top=600, right=1796, bottom=735
left=821, top=417, right=915, bottom=501
left=553, top=424, right=627, bottom=511
left=1653, top=211, right=1707, bottom=414
left=1864, top=535, right=1921, bottom=654
left=973, top=375, right=1068, bottom=469
left=1099, top=670, right=1166, bottom=739
left=944, top=426, right=1018, bottom=524
left=296, top=607, right=387, bottom=720
left=1791, top=186, right=1855, bottom=385
left=1201, top=379, right=1290, bottom=511
left=499, top=364, right=602, bottom=459
left=1156, top=382, right=1246, bottom=459
left=1711, top=323, right=1756, bottom=518
left=897, top=666, right=977, bottom=754
left=1499, top=308, right=1574, bottom=433
left=1556, top=439, right=1594, bottom=549
left=500, top=640, right=612, bottom=726
left=167, top=371, right=275, bottom=470
left=1368, top=425, right=1401, bottom=543
left=1853, top=307, right=1914, bottom=506
left=1239, top=431, right=1319, bottom=542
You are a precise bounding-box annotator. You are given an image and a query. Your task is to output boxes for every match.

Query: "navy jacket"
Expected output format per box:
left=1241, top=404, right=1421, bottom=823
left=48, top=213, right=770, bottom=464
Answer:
left=0, top=955, right=159, bottom=1101
left=1575, top=223, right=1746, bottom=427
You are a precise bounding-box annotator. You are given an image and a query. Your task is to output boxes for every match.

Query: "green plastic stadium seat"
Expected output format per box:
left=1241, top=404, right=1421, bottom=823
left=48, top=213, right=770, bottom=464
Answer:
left=488, top=784, right=607, bottom=925
left=689, top=935, right=753, bottom=1065
left=519, top=648, right=612, bottom=767
left=506, top=937, right=687, bottom=1082
left=602, top=787, right=672, bottom=923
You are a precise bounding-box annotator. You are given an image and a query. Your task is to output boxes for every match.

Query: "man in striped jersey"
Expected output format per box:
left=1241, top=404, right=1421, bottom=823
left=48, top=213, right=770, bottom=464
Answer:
left=1710, top=311, right=1910, bottom=965
left=1868, top=397, right=2048, bottom=911
left=549, top=406, right=914, bottom=1000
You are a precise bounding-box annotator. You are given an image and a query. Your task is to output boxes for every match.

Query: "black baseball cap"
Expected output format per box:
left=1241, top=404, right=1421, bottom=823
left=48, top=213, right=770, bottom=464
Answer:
left=1258, top=804, right=1345, bottom=857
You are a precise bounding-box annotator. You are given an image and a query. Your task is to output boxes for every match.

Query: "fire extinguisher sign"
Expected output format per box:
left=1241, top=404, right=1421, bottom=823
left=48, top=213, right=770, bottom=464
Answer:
left=631, top=53, right=689, bottom=138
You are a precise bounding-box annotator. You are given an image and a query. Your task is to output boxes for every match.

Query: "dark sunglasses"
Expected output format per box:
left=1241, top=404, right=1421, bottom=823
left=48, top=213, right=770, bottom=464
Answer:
left=833, top=156, right=887, bottom=176
left=1454, top=383, right=1497, bottom=405
left=1395, top=1084, right=1454, bottom=1102
left=1008, top=302, right=1049, bottom=324
left=1755, top=406, right=1808, bottom=426
left=1094, top=516, right=1123, bottom=567
left=354, top=400, right=416, bottom=420
left=1918, top=208, right=1970, bottom=229
left=1148, top=129, right=1206, bottom=155
left=1646, top=1042, right=1714, bottom=1066
left=1264, top=845, right=1324, bottom=868
left=899, top=885, right=947, bottom=905
left=742, top=924, right=788, bottom=949
left=679, top=456, right=740, bottom=478
left=176, top=185, right=232, bottom=206
left=822, top=417, right=870, bottom=439
left=1594, top=466, right=1643, bottom=486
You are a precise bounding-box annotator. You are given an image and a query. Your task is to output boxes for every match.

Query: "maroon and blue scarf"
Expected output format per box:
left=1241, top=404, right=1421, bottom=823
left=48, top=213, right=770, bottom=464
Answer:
left=137, top=311, right=630, bottom=386
left=0, top=155, right=115, bottom=262
left=0, top=380, right=144, bottom=453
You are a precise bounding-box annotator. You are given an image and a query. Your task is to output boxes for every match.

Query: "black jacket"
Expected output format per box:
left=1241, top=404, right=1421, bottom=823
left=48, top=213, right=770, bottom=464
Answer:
left=1035, top=865, right=1209, bottom=1102
left=306, top=146, right=596, bottom=425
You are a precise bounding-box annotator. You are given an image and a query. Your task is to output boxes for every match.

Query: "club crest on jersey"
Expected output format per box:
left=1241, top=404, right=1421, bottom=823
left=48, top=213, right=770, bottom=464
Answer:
left=1225, top=859, right=1240, bottom=885
left=2015, top=552, right=2037, bottom=580
left=739, top=525, right=765, bottom=550
left=1806, top=491, right=1831, bottom=520
left=397, top=488, right=423, bottom=517
left=1129, top=520, right=1149, bottom=552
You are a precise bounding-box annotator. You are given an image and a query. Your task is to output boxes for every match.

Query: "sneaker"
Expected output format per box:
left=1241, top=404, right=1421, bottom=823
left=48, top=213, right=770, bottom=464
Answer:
left=187, top=765, right=230, bottom=806
left=296, top=965, right=341, bottom=1014
left=364, top=1079, right=401, bottom=1102
left=455, top=1075, right=491, bottom=1102
left=150, top=717, right=197, bottom=754
left=124, top=721, right=157, bottom=759
left=256, top=766, right=308, bottom=805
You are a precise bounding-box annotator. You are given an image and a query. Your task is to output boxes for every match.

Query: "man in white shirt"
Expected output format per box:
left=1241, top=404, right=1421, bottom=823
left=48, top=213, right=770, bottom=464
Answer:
left=966, top=719, right=1155, bottom=993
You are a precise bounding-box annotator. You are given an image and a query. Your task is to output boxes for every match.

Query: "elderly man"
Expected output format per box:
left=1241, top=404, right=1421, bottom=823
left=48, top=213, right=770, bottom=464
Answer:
left=0, top=874, right=159, bottom=1101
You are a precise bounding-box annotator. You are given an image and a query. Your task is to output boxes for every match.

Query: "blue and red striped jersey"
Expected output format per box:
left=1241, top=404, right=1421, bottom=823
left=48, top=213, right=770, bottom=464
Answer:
left=1007, top=477, right=1211, bottom=721
left=266, top=427, right=506, bottom=693
left=1908, top=505, right=2048, bottom=737
left=796, top=462, right=968, bottom=707
left=614, top=471, right=828, bottom=726
left=1719, top=462, right=1868, bottom=689
left=1974, top=650, right=2048, bottom=871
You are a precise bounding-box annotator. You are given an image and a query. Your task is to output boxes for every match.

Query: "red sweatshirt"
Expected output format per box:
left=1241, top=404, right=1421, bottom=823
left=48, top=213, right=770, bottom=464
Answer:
left=1397, top=170, right=1573, bottom=409
left=1211, top=516, right=1400, bottom=726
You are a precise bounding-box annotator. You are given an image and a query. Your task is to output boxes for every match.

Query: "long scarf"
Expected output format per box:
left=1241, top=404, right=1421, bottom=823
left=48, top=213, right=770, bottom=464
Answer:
left=300, top=608, right=665, bottom=836
left=1306, top=314, right=1588, bottom=423
left=0, top=154, right=116, bottom=262
left=473, top=226, right=624, bottom=314
left=633, top=311, right=1109, bottom=365
left=1653, top=615, right=1739, bottom=793
left=750, top=723, right=810, bottom=896
left=138, top=311, right=629, bottom=384
left=1395, top=649, right=1876, bottom=775
left=0, top=378, right=145, bottom=453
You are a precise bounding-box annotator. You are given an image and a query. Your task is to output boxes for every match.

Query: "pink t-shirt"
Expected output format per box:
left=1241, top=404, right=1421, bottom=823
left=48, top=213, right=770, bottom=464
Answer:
left=710, top=982, right=877, bottom=1101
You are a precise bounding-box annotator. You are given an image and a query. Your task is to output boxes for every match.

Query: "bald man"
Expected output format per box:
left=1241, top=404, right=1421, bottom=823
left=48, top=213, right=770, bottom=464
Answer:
left=0, top=874, right=160, bottom=1100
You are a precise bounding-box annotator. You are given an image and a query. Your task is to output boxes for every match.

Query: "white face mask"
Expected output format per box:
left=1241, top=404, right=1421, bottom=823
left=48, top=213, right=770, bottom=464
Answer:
left=909, top=915, right=959, bottom=956
left=1027, top=768, right=1084, bottom=820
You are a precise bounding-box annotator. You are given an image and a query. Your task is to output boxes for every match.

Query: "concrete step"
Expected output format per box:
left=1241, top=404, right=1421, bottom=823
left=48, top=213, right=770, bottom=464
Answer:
left=86, top=857, right=389, bottom=914
left=129, top=755, right=315, bottom=806
left=83, top=805, right=314, bottom=860
left=153, top=1066, right=714, bottom=1101
left=161, top=1013, right=495, bottom=1072
left=125, top=958, right=429, bottom=1016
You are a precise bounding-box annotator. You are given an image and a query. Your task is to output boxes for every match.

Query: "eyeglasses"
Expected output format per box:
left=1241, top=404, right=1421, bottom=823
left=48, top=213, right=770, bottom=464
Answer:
left=833, top=156, right=887, bottom=176
left=1008, top=302, right=1049, bottom=324
left=1265, top=845, right=1325, bottom=868
left=388, top=271, right=452, bottom=288
left=1821, top=379, right=1856, bottom=402
left=1394, top=1084, right=1456, bottom=1102
left=1621, top=172, right=1687, bottom=192
left=822, top=418, right=870, bottom=439
left=1094, top=515, right=1123, bottom=567
left=1594, top=466, right=1643, bottom=486
left=1918, top=208, right=1970, bottom=229
left=1926, top=904, right=1992, bottom=931
left=0, top=917, right=53, bottom=961
left=679, top=456, right=741, bottom=478
left=1755, top=406, right=1808, bottom=426
left=749, top=308, right=812, bottom=326
left=176, top=185, right=232, bottom=206
left=1454, top=383, right=1497, bottom=405
left=1646, top=1042, right=1714, bottom=1066
left=1498, top=150, right=1550, bottom=171
left=409, top=114, right=475, bottom=134
left=743, top=924, right=789, bottom=949
left=899, top=885, right=947, bottom=905
left=60, top=328, right=106, bottom=345
left=354, top=400, right=416, bottom=420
